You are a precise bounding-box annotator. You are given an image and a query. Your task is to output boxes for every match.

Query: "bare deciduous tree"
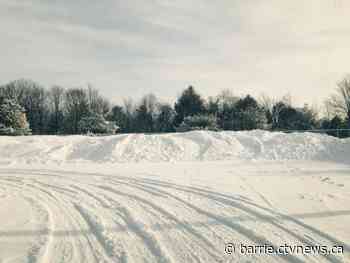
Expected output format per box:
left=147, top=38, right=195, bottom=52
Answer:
left=49, top=86, right=65, bottom=134
left=217, top=89, right=238, bottom=109
left=123, top=97, right=135, bottom=132
left=259, top=93, right=275, bottom=123
left=87, top=84, right=110, bottom=116
left=50, top=86, right=65, bottom=113
left=64, top=88, right=89, bottom=134
left=326, top=77, right=350, bottom=128
left=140, top=93, right=158, bottom=117
left=259, top=94, right=274, bottom=111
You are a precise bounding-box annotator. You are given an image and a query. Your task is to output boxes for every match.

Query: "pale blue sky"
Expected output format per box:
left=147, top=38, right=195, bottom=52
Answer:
left=1, top=0, right=349, bottom=105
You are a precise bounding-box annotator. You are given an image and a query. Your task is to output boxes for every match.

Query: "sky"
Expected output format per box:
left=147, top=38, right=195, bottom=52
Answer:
left=0, top=0, right=349, bottom=106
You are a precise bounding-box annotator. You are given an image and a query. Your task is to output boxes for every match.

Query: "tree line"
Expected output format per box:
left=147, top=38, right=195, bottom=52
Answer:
left=0, top=77, right=349, bottom=137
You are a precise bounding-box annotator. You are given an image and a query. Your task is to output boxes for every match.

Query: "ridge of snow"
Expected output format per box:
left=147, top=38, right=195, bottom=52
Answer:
left=0, top=130, right=349, bottom=164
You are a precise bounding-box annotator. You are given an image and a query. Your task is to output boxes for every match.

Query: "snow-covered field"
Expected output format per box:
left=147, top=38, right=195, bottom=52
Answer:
left=0, top=131, right=349, bottom=263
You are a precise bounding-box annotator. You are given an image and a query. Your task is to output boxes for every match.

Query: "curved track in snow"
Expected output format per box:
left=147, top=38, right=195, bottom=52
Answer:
left=0, top=168, right=349, bottom=263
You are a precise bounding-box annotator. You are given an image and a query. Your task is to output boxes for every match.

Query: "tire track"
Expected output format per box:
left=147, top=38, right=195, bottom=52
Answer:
left=99, top=185, right=246, bottom=263
left=137, top=177, right=350, bottom=250
left=0, top=169, right=348, bottom=263
left=0, top=174, right=104, bottom=263
left=104, top=197, right=173, bottom=263
left=133, top=178, right=347, bottom=262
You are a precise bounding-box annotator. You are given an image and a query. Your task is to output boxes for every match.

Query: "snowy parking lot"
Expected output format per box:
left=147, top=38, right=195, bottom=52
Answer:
left=0, top=131, right=349, bottom=262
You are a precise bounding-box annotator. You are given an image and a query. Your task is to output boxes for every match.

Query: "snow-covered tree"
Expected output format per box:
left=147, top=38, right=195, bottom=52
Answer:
left=0, top=98, right=31, bottom=135
left=0, top=79, right=49, bottom=134
left=177, top=114, right=219, bottom=132
left=78, top=113, right=117, bottom=134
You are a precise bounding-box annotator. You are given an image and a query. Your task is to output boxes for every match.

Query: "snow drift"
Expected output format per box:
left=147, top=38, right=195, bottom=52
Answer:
left=0, top=130, right=349, bottom=164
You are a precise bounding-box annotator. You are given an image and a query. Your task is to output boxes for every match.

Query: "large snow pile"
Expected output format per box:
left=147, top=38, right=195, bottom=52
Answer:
left=0, top=130, right=349, bottom=164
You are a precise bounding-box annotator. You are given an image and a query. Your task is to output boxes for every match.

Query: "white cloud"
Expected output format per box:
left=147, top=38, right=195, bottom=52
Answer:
left=0, top=0, right=349, bottom=105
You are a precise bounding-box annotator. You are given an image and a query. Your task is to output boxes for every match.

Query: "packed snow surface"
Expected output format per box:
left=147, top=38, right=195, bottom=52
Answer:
left=0, top=131, right=349, bottom=263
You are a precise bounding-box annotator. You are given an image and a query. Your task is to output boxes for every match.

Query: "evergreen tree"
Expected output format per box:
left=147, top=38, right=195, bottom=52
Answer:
left=134, top=104, right=153, bottom=133
left=133, top=94, right=158, bottom=133
left=47, top=111, right=64, bottom=134
left=206, top=97, right=220, bottom=116
left=107, top=105, right=128, bottom=133
left=0, top=79, right=49, bottom=134
left=217, top=102, right=236, bottom=130
left=320, top=116, right=348, bottom=138
left=22, top=85, right=49, bottom=134
left=155, top=103, right=175, bottom=132
left=78, top=113, right=116, bottom=134
left=174, top=86, right=205, bottom=126
left=233, top=95, right=267, bottom=130
left=0, top=98, right=31, bottom=135
left=272, top=103, right=317, bottom=130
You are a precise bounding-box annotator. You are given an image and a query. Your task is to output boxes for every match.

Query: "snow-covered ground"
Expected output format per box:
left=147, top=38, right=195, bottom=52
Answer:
left=0, top=131, right=349, bottom=263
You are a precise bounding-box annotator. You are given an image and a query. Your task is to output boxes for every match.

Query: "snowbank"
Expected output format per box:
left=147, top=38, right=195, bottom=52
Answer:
left=0, top=130, right=349, bottom=164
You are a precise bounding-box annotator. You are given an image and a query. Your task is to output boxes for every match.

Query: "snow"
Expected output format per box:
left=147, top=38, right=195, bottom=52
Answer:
left=0, top=130, right=349, bottom=164
left=0, top=131, right=349, bottom=262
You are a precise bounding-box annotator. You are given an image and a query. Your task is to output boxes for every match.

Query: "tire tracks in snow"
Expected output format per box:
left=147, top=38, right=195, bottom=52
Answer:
left=0, top=175, right=108, bottom=263
left=134, top=177, right=348, bottom=262
left=0, top=169, right=349, bottom=263
left=99, top=183, right=222, bottom=263
left=102, top=178, right=303, bottom=263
